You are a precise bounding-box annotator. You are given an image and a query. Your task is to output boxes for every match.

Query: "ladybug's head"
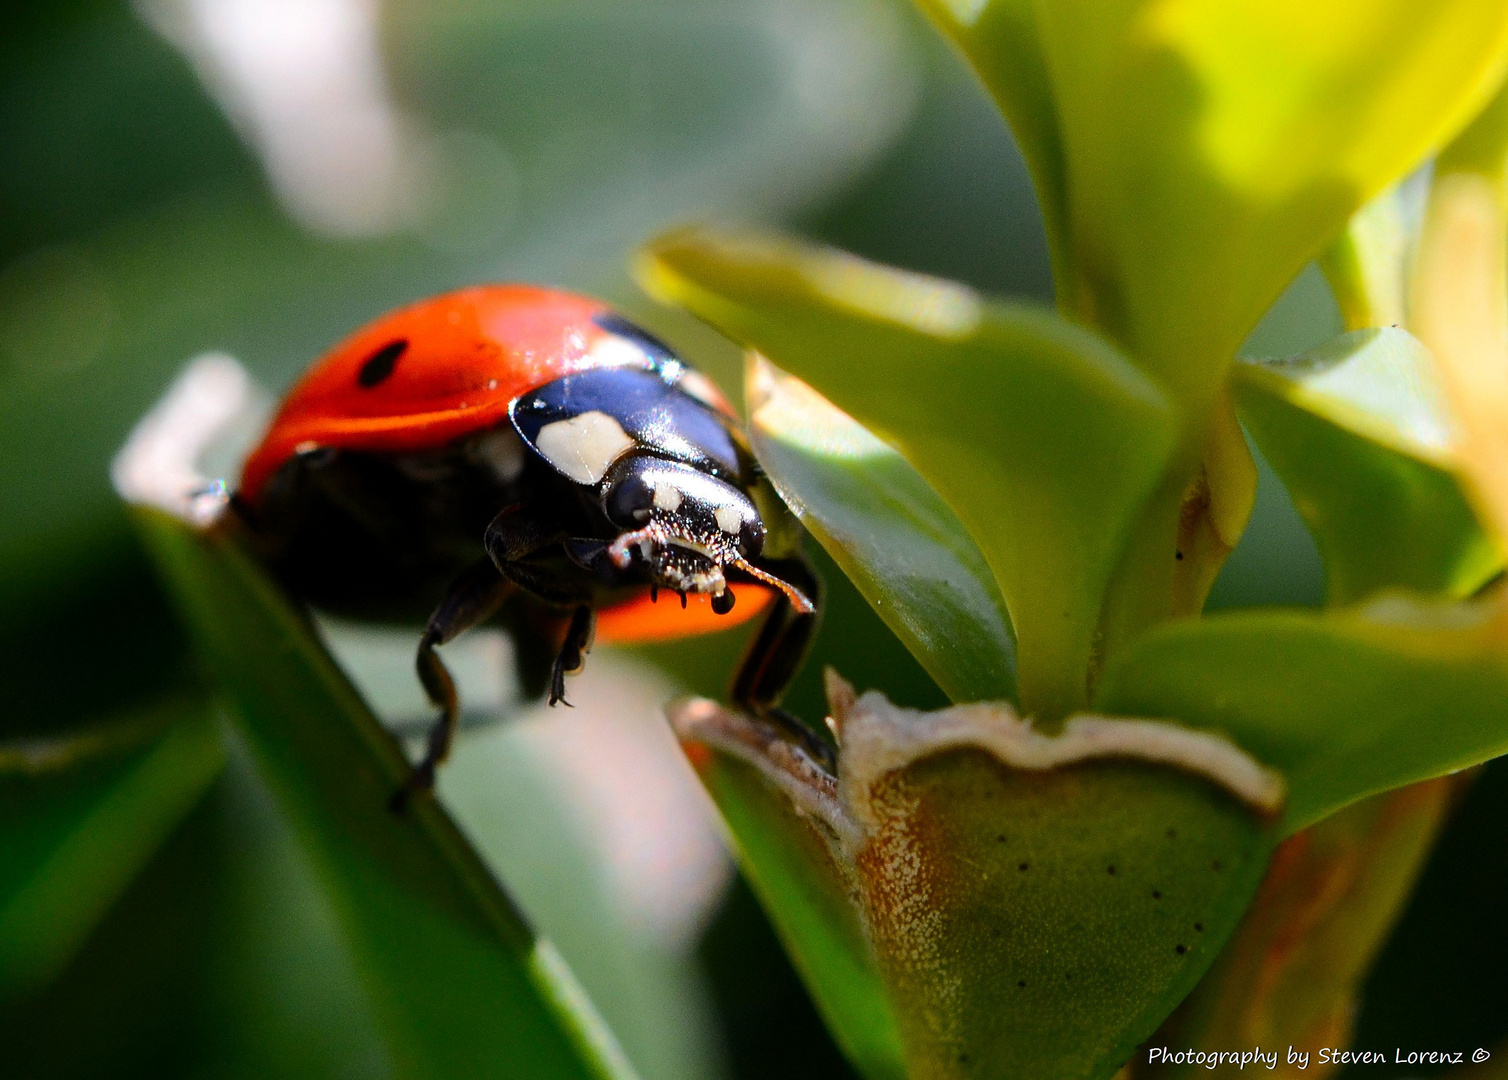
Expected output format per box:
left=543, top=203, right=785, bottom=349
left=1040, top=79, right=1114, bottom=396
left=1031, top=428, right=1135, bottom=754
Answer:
left=600, top=455, right=813, bottom=614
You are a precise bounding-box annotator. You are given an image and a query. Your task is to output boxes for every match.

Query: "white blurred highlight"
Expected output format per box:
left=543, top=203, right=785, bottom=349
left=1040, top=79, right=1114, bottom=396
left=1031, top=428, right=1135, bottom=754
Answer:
left=464, top=655, right=733, bottom=952
left=111, top=352, right=253, bottom=525
left=136, top=0, right=417, bottom=236
left=748, top=353, right=894, bottom=462
left=806, top=250, right=984, bottom=339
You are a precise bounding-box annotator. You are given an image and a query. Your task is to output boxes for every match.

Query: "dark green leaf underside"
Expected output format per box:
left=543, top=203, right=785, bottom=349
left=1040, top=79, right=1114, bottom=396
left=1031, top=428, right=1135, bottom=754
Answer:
left=748, top=360, right=1016, bottom=704
left=132, top=507, right=634, bottom=1080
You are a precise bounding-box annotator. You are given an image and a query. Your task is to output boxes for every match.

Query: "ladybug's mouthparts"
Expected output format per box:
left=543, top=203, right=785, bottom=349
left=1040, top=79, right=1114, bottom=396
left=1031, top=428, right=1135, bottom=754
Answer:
left=605, top=514, right=814, bottom=615
left=606, top=516, right=734, bottom=597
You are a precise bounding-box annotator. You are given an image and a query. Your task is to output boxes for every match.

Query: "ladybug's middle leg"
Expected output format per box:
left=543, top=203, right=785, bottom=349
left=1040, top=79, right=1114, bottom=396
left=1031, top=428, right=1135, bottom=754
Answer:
left=392, top=558, right=514, bottom=809
left=485, top=504, right=601, bottom=709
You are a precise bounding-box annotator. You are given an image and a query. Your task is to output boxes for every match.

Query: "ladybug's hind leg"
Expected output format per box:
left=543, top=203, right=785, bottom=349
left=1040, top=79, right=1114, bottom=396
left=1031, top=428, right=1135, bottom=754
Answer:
left=729, top=555, right=834, bottom=772
left=391, top=559, right=515, bottom=811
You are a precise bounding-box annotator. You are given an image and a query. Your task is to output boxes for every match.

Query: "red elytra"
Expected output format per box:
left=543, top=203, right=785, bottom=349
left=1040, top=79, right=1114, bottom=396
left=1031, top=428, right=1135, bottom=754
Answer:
left=240, top=284, right=734, bottom=501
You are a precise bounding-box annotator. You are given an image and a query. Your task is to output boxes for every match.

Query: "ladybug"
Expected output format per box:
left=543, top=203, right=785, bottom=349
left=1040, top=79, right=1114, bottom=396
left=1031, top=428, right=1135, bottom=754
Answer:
left=235, top=285, right=823, bottom=804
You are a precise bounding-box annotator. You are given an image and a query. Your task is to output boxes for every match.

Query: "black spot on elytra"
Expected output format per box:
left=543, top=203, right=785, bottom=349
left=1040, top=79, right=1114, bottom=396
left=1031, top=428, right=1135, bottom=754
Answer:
left=1107, top=865, right=1116, bottom=875
left=996, top=834, right=1007, bottom=843
left=1152, top=890, right=1162, bottom=900
left=1018, top=862, right=1029, bottom=872
left=1194, top=922, right=1204, bottom=932
left=357, top=339, right=407, bottom=388
left=1175, top=549, right=1185, bottom=561
left=1175, top=944, right=1188, bottom=955
left=1017, top=980, right=1026, bottom=988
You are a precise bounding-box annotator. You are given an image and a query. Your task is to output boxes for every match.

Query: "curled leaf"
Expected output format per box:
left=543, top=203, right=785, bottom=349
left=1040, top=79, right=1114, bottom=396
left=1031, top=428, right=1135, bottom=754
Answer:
left=671, top=677, right=1277, bottom=1080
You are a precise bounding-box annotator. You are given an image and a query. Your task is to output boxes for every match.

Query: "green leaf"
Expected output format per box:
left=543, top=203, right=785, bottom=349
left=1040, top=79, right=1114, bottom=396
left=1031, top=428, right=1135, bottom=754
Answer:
left=909, top=0, right=1070, bottom=292
left=2, top=735, right=398, bottom=1078
left=854, top=753, right=1268, bottom=1080
left=640, top=229, right=1178, bottom=721
left=689, top=730, right=907, bottom=1080
left=745, top=357, right=1016, bottom=704
left=1233, top=327, right=1499, bottom=605
left=131, top=507, right=636, bottom=1080
left=432, top=658, right=733, bottom=1080
left=1006, top=0, right=1508, bottom=406
left=1144, top=778, right=1458, bottom=1073
left=0, top=697, right=223, bottom=1000
left=672, top=687, right=1273, bottom=1080
left=1318, top=185, right=1412, bottom=332
left=1095, top=594, right=1508, bottom=835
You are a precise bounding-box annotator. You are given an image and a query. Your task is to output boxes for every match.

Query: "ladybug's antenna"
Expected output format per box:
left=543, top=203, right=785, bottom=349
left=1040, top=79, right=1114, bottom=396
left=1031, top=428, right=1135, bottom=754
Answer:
left=730, top=555, right=815, bottom=615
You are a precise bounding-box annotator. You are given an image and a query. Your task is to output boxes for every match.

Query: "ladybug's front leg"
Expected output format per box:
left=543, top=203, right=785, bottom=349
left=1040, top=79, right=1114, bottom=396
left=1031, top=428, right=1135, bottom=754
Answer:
left=391, top=558, right=514, bottom=810
left=729, top=554, right=835, bottom=771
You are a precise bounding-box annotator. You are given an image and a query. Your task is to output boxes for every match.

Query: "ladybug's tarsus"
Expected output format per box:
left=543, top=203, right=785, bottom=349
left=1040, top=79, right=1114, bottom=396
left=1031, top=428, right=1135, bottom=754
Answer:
left=549, top=605, right=596, bottom=707
left=763, top=707, right=837, bottom=773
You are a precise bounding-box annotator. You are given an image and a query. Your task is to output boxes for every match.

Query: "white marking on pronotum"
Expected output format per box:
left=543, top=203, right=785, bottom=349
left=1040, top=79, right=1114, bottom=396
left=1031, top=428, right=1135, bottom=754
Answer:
left=653, top=482, right=683, bottom=512
left=714, top=504, right=744, bottom=534
left=536, top=411, right=635, bottom=485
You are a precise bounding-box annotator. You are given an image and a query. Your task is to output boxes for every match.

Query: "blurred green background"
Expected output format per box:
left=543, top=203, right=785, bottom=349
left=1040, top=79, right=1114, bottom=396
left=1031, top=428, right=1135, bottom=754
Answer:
left=1, top=2, right=1504, bottom=1077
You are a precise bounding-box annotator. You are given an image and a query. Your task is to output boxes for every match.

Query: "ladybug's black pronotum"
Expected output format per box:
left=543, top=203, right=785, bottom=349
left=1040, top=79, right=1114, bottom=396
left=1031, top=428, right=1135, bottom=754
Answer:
left=236, top=286, right=822, bottom=803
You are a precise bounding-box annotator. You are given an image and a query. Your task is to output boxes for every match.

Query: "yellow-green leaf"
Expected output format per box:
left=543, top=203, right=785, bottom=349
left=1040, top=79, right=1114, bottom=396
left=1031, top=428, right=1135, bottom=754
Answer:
left=1233, top=328, right=1499, bottom=605
left=911, top=0, right=1070, bottom=290
left=1029, top=0, right=1508, bottom=406
left=1096, top=593, right=1508, bottom=835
